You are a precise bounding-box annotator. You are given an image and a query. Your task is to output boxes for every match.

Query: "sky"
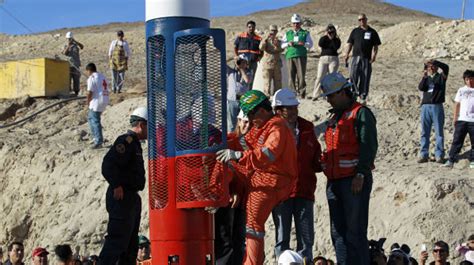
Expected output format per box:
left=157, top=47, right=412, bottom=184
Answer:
left=0, top=0, right=472, bottom=35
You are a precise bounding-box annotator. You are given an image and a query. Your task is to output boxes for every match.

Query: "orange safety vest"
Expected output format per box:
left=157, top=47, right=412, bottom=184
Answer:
left=322, top=102, right=363, bottom=180
left=236, top=32, right=262, bottom=55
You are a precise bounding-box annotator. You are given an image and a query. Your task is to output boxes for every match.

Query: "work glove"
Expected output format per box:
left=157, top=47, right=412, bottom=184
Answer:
left=216, top=149, right=242, bottom=163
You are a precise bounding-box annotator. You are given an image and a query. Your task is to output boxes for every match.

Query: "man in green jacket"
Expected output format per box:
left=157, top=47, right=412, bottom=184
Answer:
left=282, top=14, right=313, bottom=99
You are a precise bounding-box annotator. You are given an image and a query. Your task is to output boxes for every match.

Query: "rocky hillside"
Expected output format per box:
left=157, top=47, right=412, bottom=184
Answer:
left=1, top=0, right=473, bottom=263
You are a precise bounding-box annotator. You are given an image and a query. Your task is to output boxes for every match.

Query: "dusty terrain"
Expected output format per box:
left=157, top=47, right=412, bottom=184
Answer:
left=1, top=0, right=473, bottom=263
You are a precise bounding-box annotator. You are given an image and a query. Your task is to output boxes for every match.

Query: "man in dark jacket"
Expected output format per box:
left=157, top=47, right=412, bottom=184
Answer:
left=271, top=88, right=322, bottom=263
left=418, top=59, right=449, bottom=163
left=99, top=107, right=148, bottom=265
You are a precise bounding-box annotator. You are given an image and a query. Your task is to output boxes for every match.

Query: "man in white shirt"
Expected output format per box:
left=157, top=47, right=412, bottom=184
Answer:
left=108, top=30, right=131, bottom=93
left=86, top=63, right=110, bottom=149
left=281, top=14, right=313, bottom=98
left=444, top=69, right=474, bottom=169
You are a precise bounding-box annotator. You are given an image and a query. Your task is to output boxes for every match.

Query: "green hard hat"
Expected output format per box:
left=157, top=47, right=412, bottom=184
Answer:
left=138, top=235, right=150, bottom=245
left=239, top=90, right=268, bottom=115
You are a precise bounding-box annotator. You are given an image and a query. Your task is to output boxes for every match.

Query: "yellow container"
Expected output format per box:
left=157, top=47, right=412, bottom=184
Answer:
left=0, top=58, right=70, bottom=99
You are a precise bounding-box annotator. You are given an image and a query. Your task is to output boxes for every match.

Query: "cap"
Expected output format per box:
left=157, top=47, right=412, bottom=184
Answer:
left=269, top=24, right=278, bottom=31
left=138, top=235, right=150, bottom=245
left=237, top=109, right=248, bottom=121
left=32, top=247, right=49, bottom=258
left=65, top=32, right=73, bottom=39
left=117, top=30, right=124, bottom=36
left=272, top=88, right=299, bottom=107
left=319, top=72, right=352, bottom=97
left=239, top=90, right=268, bottom=115
left=278, top=250, right=304, bottom=265
left=130, top=107, right=148, bottom=124
left=291, top=14, right=302, bottom=23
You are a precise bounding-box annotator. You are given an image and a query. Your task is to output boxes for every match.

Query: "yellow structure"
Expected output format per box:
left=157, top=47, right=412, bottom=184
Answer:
left=0, top=58, right=70, bottom=99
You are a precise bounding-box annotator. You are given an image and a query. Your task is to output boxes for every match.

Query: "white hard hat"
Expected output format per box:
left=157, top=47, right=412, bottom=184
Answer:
left=278, top=250, right=304, bottom=265
left=237, top=109, right=248, bottom=121
left=131, top=107, right=148, bottom=122
left=272, top=88, right=300, bottom=107
left=319, top=72, right=352, bottom=97
left=291, top=14, right=302, bottom=23
left=65, top=31, right=73, bottom=39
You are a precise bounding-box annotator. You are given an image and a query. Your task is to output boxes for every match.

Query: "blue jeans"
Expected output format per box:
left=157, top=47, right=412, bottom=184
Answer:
left=326, top=175, right=373, bottom=265
left=88, top=110, right=103, bottom=145
left=227, top=99, right=240, bottom=132
left=420, top=104, right=445, bottom=159
left=271, top=197, right=314, bottom=262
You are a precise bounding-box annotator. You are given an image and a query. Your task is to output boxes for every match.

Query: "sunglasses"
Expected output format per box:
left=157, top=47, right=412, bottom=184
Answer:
left=433, top=249, right=446, bottom=253
left=292, top=22, right=301, bottom=25
left=138, top=244, right=149, bottom=249
left=358, top=18, right=367, bottom=21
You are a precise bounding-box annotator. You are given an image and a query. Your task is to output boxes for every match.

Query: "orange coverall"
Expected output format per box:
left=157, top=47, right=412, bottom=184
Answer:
left=239, top=116, right=298, bottom=265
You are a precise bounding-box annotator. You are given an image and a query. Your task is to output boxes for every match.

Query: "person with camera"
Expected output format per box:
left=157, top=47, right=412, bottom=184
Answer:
left=344, top=14, right=381, bottom=104
left=62, top=31, right=84, bottom=96
left=419, top=241, right=450, bottom=265
left=319, top=72, right=378, bottom=265
left=311, top=24, right=341, bottom=100
left=259, top=24, right=283, bottom=96
left=226, top=54, right=252, bottom=132
left=417, top=59, right=449, bottom=164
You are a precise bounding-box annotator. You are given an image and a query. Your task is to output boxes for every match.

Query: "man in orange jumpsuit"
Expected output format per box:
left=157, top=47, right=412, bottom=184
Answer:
left=216, top=90, right=298, bottom=265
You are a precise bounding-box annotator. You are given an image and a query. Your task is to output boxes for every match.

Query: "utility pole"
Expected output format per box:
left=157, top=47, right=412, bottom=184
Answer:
left=461, top=0, right=466, bottom=20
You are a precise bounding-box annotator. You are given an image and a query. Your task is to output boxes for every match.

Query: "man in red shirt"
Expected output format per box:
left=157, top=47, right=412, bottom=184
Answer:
left=271, top=88, right=322, bottom=263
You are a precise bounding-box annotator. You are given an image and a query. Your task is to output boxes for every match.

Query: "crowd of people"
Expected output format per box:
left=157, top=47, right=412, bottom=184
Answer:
left=3, top=9, right=473, bottom=265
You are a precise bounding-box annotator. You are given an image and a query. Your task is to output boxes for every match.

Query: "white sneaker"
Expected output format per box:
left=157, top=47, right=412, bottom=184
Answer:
left=470, top=162, right=474, bottom=169
left=442, top=160, right=454, bottom=168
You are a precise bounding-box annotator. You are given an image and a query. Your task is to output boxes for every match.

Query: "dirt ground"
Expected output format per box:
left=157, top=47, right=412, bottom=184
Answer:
left=1, top=0, right=473, bottom=263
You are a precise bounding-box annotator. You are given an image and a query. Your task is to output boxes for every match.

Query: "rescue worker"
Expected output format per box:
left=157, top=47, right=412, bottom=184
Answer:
left=234, top=20, right=262, bottom=81
left=108, top=30, right=131, bottom=93
left=136, top=235, right=151, bottom=265
left=62, top=31, right=84, bottom=96
left=99, top=107, right=148, bottom=265
left=282, top=14, right=313, bottom=98
left=319, top=72, right=377, bottom=265
left=271, top=88, right=322, bottom=263
left=259, top=24, right=283, bottom=96
left=216, top=90, right=298, bottom=265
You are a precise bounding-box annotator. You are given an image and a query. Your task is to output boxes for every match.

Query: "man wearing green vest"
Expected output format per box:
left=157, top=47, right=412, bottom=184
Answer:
left=282, top=14, right=313, bottom=99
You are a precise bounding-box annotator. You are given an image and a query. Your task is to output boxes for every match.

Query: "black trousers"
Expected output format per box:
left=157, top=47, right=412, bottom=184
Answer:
left=99, top=187, right=142, bottom=265
left=215, top=207, right=246, bottom=265
left=448, top=121, right=474, bottom=162
left=350, top=56, right=372, bottom=100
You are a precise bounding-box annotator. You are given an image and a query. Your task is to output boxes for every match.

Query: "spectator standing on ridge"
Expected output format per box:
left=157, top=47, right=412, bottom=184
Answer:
left=419, top=241, right=451, bottom=265
left=271, top=88, right=322, bottom=263
left=216, top=90, right=297, bottom=265
left=54, top=245, right=73, bottom=265
left=99, top=107, right=148, bottom=265
left=234, top=20, right=262, bottom=80
left=417, top=59, right=449, bottom=164
left=282, top=14, right=313, bottom=98
left=108, top=30, right=131, bottom=93
left=136, top=235, right=152, bottom=265
left=344, top=14, right=381, bottom=104
left=85, top=63, right=110, bottom=149
left=32, top=248, right=49, bottom=265
left=319, top=72, right=378, bottom=265
left=311, top=24, right=341, bottom=100
left=443, top=70, right=474, bottom=169
left=259, top=24, right=283, bottom=96
left=226, top=55, right=252, bottom=132
left=62, top=31, right=84, bottom=96
left=5, top=242, right=24, bottom=265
